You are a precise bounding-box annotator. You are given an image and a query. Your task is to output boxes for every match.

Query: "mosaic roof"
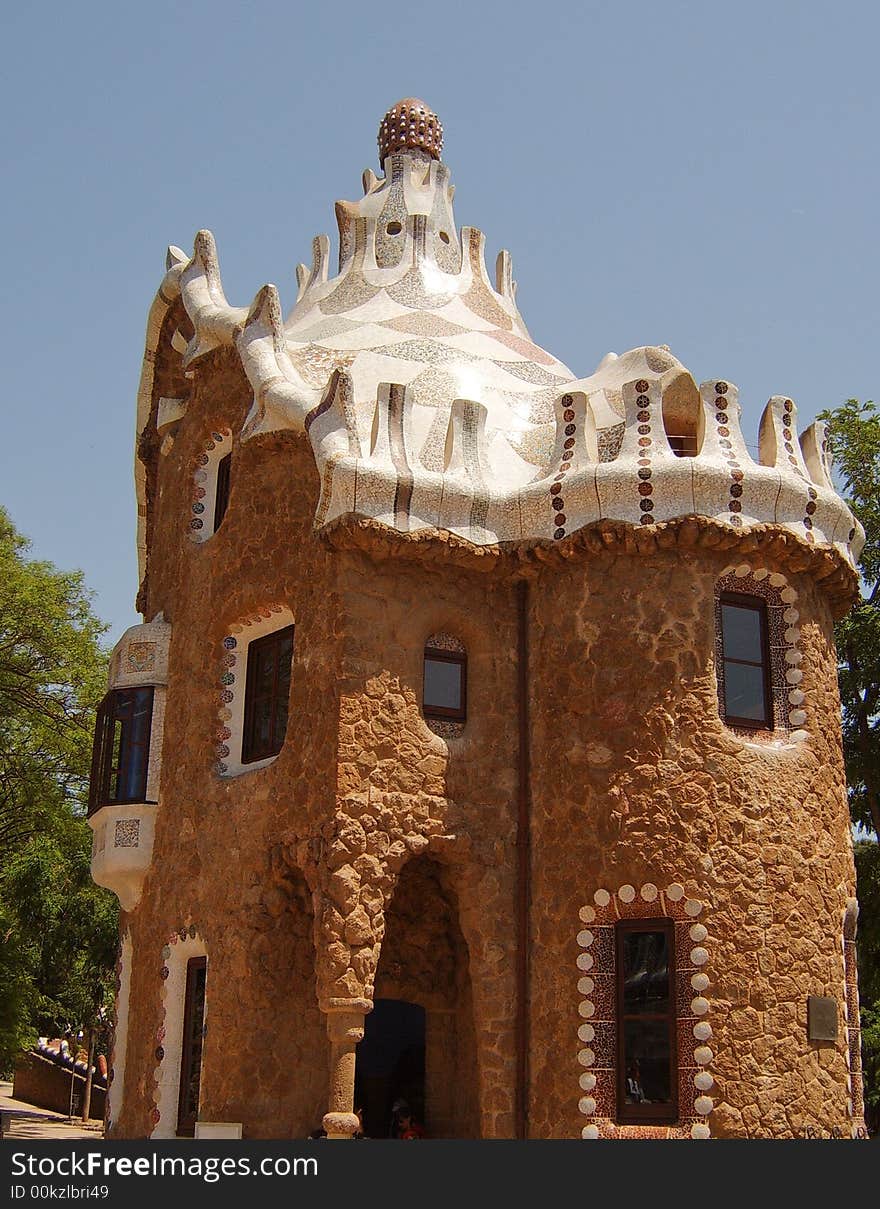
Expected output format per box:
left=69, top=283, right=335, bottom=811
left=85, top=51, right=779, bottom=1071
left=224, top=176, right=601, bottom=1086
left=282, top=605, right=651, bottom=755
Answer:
left=135, top=100, right=864, bottom=574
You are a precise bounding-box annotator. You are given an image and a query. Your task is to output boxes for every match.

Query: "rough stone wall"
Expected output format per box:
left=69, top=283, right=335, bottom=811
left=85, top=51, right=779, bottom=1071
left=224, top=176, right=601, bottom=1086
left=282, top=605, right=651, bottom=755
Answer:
left=528, top=547, right=858, bottom=1138
left=116, top=351, right=333, bottom=1138
left=114, top=345, right=860, bottom=1139
left=373, top=856, right=480, bottom=1137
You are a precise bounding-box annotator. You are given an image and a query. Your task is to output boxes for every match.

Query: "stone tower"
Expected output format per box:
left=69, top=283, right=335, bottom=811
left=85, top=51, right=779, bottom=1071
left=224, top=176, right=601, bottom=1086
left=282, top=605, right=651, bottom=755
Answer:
left=89, top=99, right=866, bottom=1139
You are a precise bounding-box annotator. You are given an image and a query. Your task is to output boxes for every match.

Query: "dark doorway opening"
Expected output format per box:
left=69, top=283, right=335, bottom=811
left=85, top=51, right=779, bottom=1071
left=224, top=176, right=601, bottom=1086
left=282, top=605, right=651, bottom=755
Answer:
left=354, top=998, right=425, bottom=1138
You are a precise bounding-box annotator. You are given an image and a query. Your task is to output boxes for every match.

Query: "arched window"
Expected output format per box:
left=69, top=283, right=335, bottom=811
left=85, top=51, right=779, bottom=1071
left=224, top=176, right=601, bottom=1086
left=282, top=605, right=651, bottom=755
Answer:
left=423, top=636, right=466, bottom=722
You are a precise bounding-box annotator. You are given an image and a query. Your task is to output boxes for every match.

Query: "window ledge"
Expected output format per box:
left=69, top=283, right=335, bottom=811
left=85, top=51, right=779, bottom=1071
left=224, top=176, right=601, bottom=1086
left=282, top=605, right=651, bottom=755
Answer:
left=216, top=754, right=278, bottom=780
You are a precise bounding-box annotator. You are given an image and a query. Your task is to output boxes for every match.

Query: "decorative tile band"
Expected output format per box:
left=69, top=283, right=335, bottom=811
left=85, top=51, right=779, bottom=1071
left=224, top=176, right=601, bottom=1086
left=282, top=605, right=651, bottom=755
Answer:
left=715, top=566, right=806, bottom=740
left=189, top=429, right=232, bottom=543
left=842, top=900, right=866, bottom=1134
left=576, top=882, right=713, bottom=1140
left=149, top=924, right=206, bottom=1139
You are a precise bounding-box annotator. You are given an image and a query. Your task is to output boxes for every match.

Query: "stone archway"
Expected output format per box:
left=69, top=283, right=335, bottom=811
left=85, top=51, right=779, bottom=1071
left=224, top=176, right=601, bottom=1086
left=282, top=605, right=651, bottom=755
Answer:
left=363, top=855, right=480, bottom=1138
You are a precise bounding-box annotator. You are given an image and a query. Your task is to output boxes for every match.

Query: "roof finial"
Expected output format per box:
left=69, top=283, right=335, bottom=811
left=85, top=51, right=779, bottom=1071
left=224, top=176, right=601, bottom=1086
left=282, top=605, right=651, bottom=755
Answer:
left=378, top=98, right=443, bottom=165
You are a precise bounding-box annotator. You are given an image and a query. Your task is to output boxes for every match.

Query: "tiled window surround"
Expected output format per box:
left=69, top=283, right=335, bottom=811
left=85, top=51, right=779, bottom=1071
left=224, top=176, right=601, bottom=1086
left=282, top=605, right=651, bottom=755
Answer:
left=576, top=883, right=713, bottom=1140
left=150, top=925, right=207, bottom=1140
left=715, top=566, right=807, bottom=742
left=189, top=429, right=233, bottom=542
left=214, top=606, right=294, bottom=776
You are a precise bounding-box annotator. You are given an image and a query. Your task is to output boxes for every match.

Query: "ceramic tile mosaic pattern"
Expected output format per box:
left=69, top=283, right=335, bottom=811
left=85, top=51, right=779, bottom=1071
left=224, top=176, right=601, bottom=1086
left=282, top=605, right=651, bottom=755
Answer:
left=132, top=102, right=862, bottom=571
left=577, top=884, right=713, bottom=1139
left=714, top=567, right=807, bottom=741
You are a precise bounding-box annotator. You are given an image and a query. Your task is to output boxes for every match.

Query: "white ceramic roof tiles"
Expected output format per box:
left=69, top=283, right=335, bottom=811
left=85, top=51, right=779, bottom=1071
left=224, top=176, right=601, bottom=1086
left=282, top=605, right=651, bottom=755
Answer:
left=134, top=106, right=863, bottom=574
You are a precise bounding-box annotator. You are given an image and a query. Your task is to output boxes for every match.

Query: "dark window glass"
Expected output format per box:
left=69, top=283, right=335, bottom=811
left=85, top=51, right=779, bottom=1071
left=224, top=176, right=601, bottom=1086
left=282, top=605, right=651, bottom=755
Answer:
left=213, top=453, right=232, bottom=533
left=423, top=649, right=466, bottom=720
left=177, top=957, right=207, bottom=1136
left=616, top=920, right=677, bottom=1124
left=719, top=593, right=770, bottom=728
left=242, top=626, right=294, bottom=763
left=88, top=687, right=154, bottom=815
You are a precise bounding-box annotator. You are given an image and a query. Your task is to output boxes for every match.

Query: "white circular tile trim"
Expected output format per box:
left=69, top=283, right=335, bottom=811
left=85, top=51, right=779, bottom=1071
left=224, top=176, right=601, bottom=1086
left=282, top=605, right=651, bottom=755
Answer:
left=689, top=923, right=708, bottom=942
left=578, top=1049, right=595, bottom=1067
left=768, top=572, right=786, bottom=587
left=578, top=1000, right=595, bottom=1018
left=789, top=709, right=807, bottom=726
left=581, top=1125, right=599, bottom=1139
left=786, top=668, right=803, bottom=684
left=577, top=952, right=594, bottom=972
left=734, top=564, right=751, bottom=578
left=618, top=884, right=636, bottom=903
left=693, top=1021, right=712, bottom=1041
left=640, top=883, right=658, bottom=902
left=691, top=997, right=710, bottom=1016
left=578, top=1024, right=595, bottom=1043
left=579, top=1097, right=597, bottom=1115
left=579, top=905, right=596, bottom=924
left=691, top=1123, right=711, bottom=1140
left=684, top=899, right=703, bottom=917
left=666, top=883, right=685, bottom=901
left=594, top=889, right=611, bottom=907
left=577, top=977, right=594, bottom=996
left=694, top=1045, right=713, bottom=1065
left=780, top=587, right=798, bottom=604
left=579, top=1073, right=596, bottom=1091
left=577, top=930, right=594, bottom=948
left=788, top=689, right=805, bottom=705
left=752, top=568, right=769, bottom=581
left=784, top=627, right=800, bottom=644
left=690, top=947, right=709, bottom=966
left=790, top=728, right=809, bottom=742
left=694, top=1072, right=714, bottom=1091
left=694, top=1096, right=714, bottom=1116
left=783, top=607, right=799, bottom=624
left=691, top=973, right=709, bottom=992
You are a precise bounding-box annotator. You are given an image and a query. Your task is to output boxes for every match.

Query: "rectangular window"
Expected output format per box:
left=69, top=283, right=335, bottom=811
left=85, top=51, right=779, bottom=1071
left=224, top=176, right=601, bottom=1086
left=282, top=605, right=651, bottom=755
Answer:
left=213, top=453, right=232, bottom=533
left=615, top=919, right=678, bottom=1125
left=719, top=593, right=771, bottom=727
left=88, top=687, right=154, bottom=815
left=177, top=956, right=207, bottom=1137
left=423, top=649, right=466, bottom=720
left=242, top=626, right=294, bottom=763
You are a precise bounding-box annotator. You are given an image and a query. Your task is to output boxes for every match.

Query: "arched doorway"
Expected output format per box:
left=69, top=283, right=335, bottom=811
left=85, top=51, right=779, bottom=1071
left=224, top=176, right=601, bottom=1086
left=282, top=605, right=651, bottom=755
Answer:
left=354, top=998, right=425, bottom=1138
left=357, top=856, right=479, bottom=1137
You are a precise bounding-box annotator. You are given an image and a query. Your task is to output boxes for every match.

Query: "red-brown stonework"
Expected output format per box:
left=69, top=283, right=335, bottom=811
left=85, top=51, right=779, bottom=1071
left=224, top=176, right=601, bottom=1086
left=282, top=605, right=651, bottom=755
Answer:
left=102, top=345, right=864, bottom=1139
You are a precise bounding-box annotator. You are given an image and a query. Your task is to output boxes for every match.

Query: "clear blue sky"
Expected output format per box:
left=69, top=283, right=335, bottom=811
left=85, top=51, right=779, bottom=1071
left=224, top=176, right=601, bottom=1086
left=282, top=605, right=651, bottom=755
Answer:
left=2, top=0, right=878, bottom=643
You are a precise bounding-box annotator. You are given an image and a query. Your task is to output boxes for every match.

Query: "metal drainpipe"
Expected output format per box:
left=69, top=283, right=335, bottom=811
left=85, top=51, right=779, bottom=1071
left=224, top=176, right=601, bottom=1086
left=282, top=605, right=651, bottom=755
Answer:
left=515, top=578, right=531, bottom=1139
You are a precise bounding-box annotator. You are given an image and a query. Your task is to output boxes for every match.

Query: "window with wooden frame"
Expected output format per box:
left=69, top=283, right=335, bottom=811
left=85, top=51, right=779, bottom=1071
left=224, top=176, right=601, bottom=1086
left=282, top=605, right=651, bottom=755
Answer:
left=422, top=646, right=467, bottom=721
left=88, top=687, right=155, bottom=815
left=718, top=592, right=771, bottom=728
left=615, top=919, right=678, bottom=1125
left=177, top=956, right=207, bottom=1137
left=213, top=453, right=232, bottom=533
left=241, top=625, right=294, bottom=764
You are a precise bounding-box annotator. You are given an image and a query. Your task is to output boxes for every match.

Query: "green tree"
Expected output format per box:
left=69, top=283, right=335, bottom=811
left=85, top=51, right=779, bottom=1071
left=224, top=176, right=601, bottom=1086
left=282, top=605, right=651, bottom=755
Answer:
left=820, top=401, right=880, bottom=1134
left=818, top=399, right=880, bottom=839
left=0, top=506, right=116, bottom=1072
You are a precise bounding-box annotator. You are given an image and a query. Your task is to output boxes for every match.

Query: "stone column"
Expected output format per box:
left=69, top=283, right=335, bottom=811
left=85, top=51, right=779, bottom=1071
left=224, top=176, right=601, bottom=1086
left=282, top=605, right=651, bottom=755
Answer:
left=322, top=1001, right=369, bottom=1139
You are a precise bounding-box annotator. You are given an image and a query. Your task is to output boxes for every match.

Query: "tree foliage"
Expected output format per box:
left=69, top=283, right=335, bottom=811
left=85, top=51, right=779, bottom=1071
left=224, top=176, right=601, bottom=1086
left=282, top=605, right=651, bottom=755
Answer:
left=818, top=399, right=880, bottom=838
left=0, top=506, right=117, bottom=1072
left=819, top=402, right=880, bottom=1133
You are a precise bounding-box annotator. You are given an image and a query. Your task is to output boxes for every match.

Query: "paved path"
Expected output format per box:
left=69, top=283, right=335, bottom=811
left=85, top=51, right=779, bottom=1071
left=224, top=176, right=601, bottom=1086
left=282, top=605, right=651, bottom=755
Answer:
left=0, top=1082, right=104, bottom=1140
